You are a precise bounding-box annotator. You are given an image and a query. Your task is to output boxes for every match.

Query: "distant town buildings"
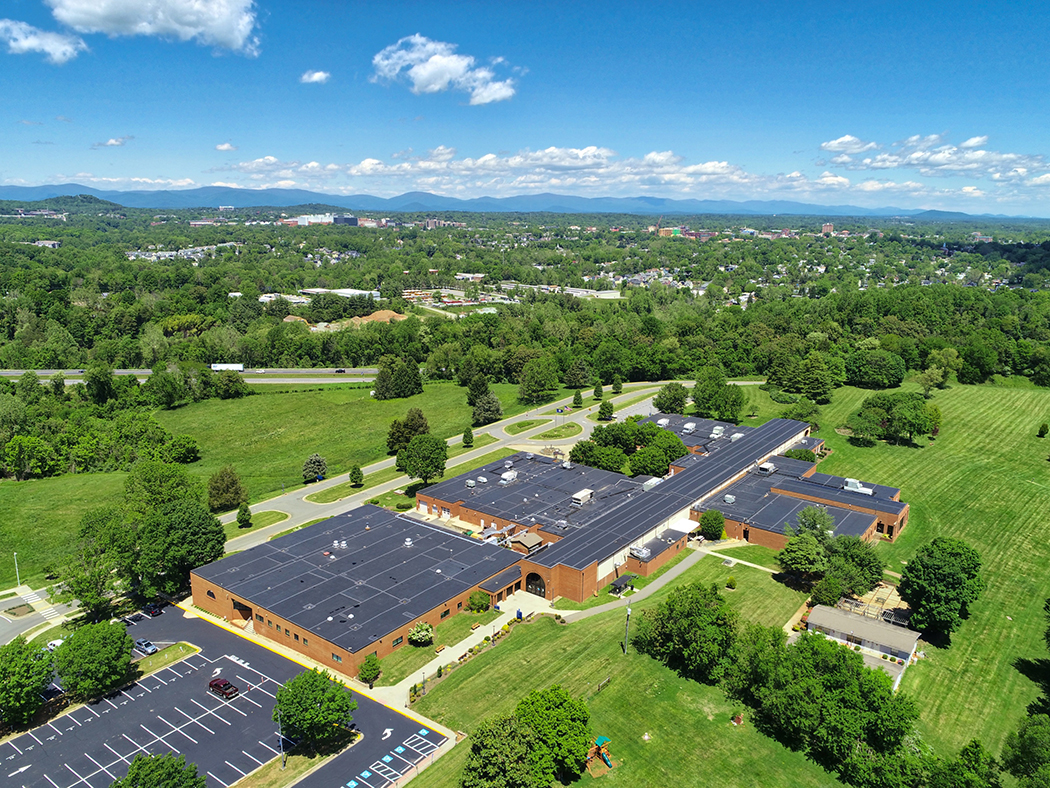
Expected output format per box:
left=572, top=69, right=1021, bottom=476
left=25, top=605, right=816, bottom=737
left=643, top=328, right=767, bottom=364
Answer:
left=822, top=222, right=835, bottom=234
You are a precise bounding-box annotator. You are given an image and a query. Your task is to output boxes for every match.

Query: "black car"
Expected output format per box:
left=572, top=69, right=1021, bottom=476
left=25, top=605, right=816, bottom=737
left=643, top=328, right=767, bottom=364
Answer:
left=143, top=602, right=165, bottom=617
left=334, top=368, right=346, bottom=373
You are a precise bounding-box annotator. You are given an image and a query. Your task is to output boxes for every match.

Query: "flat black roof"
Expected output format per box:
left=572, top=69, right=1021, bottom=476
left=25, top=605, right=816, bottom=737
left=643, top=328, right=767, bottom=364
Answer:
left=771, top=478, right=908, bottom=516
left=423, top=452, right=644, bottom=535
left=192, top=505, right=518, bottom=653
left=802, top=472, right=901, bottom=501
left=534, top=419, right=811, bottom=569
left=696, top=465, right=877, bottom=539
left=638, top=414, right=754, bottom=453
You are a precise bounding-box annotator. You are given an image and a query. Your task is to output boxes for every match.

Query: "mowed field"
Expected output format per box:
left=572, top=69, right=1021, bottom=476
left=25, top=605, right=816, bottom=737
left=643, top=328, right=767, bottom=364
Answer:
left=412, top=556, right=831, bottom=788
left=802, top=382, right=1050, bottom=756
left=155, top=381, right=526, bottom=501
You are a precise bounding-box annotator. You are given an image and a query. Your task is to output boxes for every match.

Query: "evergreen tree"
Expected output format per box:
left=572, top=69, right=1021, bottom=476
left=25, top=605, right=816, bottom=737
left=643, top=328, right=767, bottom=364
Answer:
left=467, top=374, right=490, bottom=407
left=612, top=374, right=623, bottom=395
left=473, top=392, right=504, bottom=426
left=348, top=464, right=364, bottom=486
left=207, top=465, right=248, bottom=512
left=302, top=453, right=327, bottom=482
left=372, top=366, right=395, bottom=400
left=797, top=353, right=835, bottom=404
left=593, top=382, right=604, bottom=400
left=462, top=427, right=474, bottom=447
left=572, top=389, right=583, bottom=408
left=391, top=361, right=423, bottom=398
left=236, top=502, right=252, bottom=529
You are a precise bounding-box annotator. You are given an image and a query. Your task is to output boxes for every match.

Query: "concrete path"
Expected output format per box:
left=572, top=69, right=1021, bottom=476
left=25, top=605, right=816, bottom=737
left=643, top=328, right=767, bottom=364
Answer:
left=368, top=590, right=555, bottom=708
left=559, top=548, right=707, bottom=623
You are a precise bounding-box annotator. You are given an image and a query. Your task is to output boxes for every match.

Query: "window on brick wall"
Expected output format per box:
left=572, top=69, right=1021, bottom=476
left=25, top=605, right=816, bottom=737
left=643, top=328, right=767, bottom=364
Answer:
left=303, top=638, right=308, bottom=646
left=392, top=636, right=403, bottom=647
left=441, top=609, right=450, bottom=618
left=332, top=654, right=342, bottom=663
left=294, top=633, right=299, bottom=642
left=255, top=614, right=263, bottom=623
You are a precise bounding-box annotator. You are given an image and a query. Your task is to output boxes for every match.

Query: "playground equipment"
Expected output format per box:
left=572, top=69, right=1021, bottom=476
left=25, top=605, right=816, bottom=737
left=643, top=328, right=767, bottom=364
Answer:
left=589, top=736, right=613, bottom=769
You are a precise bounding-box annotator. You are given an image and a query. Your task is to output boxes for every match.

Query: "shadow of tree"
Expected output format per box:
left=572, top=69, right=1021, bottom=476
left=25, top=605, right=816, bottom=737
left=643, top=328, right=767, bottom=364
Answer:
left=1014, top=656, right=1050, bottom=715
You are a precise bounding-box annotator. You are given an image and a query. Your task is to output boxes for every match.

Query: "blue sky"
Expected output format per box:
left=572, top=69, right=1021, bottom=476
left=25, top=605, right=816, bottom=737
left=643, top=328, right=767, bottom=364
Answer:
left=3, top=0, right=1050, bottom=214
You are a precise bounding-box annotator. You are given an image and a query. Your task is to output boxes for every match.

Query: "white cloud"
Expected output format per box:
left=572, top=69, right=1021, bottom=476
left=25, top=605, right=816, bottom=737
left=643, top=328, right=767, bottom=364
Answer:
left=0, top=19, right=86, bottom=64
left=18, top=119, right=43, bottom=126
left=300, top=70, right=330, bottom=84
left=92, top=135, right=132, bottom=148
left=55, top=115, right=72, bottom=122
left=827, top=133, right=1049, bottom=182
left=820, top=135, right=878, bottom=154
left=215, top=142, right=237, bottom=151
left=371, top=34, right=516, bottom=105
left=44, top=0, right=259, bottom=54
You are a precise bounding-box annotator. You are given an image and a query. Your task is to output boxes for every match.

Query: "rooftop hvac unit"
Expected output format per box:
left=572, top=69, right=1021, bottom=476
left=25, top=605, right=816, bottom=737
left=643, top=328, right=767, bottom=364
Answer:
left=504, top=460, right=514, bottom=469
left=404, top=538, right=413, bottom=548
left=340, top=541, right=347, bottom=550
left=562, top=461, right=572, bottom=469
left=465, top=479, right=476, bottom=488
left=730, top=432, right=745, bottom=442
left=713, top=425, right=725, bottom=435
left=526, top=452, right=534, bottom=460
left=683, top=422, right=697, bottom=433
left=844, top=478, right=875, bottom=495
left=571, top=488, right=593, bottom=506
left=333, top=540, right=339, bottom=548
left=499, top=470, right=518, bottom=485
left=630, top=545, right=652, bottom=560
left=724, top=494, right=736, bottom=504
left=756, top=462, right=776, bottom=476
left=642, top=477, right=663, bottom=492
left=477, top=475, right=489, bottom=484
left=657, top=418, right=670, bottom=427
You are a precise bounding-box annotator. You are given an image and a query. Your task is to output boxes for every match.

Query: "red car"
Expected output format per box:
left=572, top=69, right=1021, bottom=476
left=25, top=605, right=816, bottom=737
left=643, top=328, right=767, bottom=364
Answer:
left=208, top=678, right=239, bottom=699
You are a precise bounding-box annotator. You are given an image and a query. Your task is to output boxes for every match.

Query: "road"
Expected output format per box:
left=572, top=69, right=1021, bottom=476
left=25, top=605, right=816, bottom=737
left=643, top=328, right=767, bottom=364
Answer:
left=0, top=368, right=380, bottom=385
left=222, top=383, right=665, bottom=551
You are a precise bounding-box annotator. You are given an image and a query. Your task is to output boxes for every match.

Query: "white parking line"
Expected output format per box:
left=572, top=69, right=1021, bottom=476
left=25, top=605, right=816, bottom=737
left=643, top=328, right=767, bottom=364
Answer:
left=43, top=773, right=62, bottom=788
left=207, top=771, right=230, bottom=787
left=238, top=693, right=262, bottom=709
left=158, top=715, right=197, bottom=745
left=190, top=698, right=231, bottom=725
left=151, top=673, right=167, bottom=685
left=257, top=739, right=278, bottom=755
left=105, top=743, right=130, bottom=764
left=7, top=740, right=22, bottom=755
left=141, top=723, right=179, bottom=753
left=28, top=731, right=43, bottom=745
left=235, top=675, right=276, bottom=699
left=123, top=732, right=150, bottom=757
left=67, top=713, right=82, bottom=726
left=175, top=706, right=215, bottom=735
left=65, top=761, right=88, bottom=786
left=164, top=666, right=184, bottom=680
left=85, top=705, right=100, bottom=718
left=242, top=750, right=264, bottom=766
left=219, top=699, right=247, bottom=717
left=47, top=721, right=64, bottom=736
left=104, top=697, right=118, bottom=709
left=225, top=760, right=247, bottom=776
left=85, top=751, right=117, bottom=781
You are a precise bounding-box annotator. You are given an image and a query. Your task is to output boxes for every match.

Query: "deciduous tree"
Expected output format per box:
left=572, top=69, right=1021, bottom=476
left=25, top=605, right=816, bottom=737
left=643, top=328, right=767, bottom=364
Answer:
left=54, top=621, right=133, bottom=700
left=110, top=753, right=206, bottom=788
left=653, top=382, right=688, bottom=414
left=398, top=434, right=447, bottom=485
left=208, top=465, right=247, bottom=512
left=0, top=635, right=54, bottom=726
left=301, top=453, right=327, bottom=483
left=273, top=669, right=357, bottom=748
left=460, top=713, right=547, bottom=788
left=698, top=509, right=725, bottom=542
left=899, top=537, right=984, bottom=635
left=515, top=686, right=591, bottom=784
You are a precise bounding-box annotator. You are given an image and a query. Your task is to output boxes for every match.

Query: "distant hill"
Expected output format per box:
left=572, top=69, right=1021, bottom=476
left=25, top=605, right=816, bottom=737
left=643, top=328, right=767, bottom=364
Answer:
left=0, top=183, right=1028, bottom=218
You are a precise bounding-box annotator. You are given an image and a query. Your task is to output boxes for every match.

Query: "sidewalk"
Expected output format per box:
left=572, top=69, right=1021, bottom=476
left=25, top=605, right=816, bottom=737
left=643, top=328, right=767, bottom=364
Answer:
left=369, top=590, right=555, bottom=708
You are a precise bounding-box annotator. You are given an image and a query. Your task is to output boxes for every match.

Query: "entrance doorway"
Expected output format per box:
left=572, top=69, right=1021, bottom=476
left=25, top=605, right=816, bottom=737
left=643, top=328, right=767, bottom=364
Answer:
left=525, top=573, right=546, bottom=597
left=743, top=528, right=750, bottom=542
left=231, top=598, right=253, bottom=621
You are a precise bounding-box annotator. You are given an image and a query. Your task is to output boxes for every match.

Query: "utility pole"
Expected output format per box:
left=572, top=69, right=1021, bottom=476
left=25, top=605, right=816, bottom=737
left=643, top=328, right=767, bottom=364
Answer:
left=624, top=606, right=632, bottom=655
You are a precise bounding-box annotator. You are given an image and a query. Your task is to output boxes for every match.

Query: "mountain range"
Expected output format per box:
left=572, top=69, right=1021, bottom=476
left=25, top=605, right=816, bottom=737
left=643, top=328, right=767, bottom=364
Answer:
left=0, top=183, right=1022, bottom=218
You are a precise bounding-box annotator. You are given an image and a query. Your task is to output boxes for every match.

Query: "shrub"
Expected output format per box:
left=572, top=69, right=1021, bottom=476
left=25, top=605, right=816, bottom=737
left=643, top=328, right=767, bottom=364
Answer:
left=468, top=590, right=490, bottom=613
left=396, top=502, right=412, bottom=510
left=769, top=389, right=799, bottom=404
left=437, top=665, right=443, bottom=678
left=726, top=576, right=737, bottom=589
left=408, top=621, right=433, bottom=646
left=783, top=448, right=817, bottom=463
left=358, top=654, right=381, bottom=685
left=854, top=645, right=861, bottom=651
left=1040, top=423, right=1048, bottom=438
left=348, top=464, right=364, bottom=486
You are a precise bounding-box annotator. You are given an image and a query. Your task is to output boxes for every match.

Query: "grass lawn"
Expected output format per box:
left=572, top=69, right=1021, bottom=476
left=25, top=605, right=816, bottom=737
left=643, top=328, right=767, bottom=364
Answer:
left=375, top=609, right=501, bottom=686
left=223, top=510, right=288, bottom=540
left=366, top=448, right=518, bottom=513
left=785, top=382, right=1050, bottom=756
left=712, top=544, right=782, bottom=571
left=302, top=434, right=497, bottom=505
left=412, top=607, right=838, bottom=788
left=505, top=418, right=550, bottom=435
left=155, top=382, right=525, bottom=504
left=0, top=473, right=126, bottom=587
left=553, top=550, right=693, bottom=611
left=535, top=422, right=582, bottom=440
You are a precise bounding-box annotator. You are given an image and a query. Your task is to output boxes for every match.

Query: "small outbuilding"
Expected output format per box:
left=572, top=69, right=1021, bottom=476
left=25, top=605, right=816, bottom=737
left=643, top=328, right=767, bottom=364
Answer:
left=806, top=605, right=919, bottom=662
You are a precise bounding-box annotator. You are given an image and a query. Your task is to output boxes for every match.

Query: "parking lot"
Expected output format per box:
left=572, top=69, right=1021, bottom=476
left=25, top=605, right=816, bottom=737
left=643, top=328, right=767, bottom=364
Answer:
left=3, top=611, right=445, bottom=788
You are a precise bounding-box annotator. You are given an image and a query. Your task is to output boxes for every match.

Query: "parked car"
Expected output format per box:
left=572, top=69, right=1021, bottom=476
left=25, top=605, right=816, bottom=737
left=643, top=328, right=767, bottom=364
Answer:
left=143, top=602, right=164, bottom=617
left=134, top=638, right=158, bottom=655
left=45, top=639, right=64, bottom=652
left=208, top=678, right=238, bottom=699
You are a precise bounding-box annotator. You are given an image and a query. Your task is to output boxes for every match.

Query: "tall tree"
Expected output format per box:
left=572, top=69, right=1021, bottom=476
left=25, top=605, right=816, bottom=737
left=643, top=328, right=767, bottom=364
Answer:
left=54, top=621, right=133, bottom=700
left=653, top=382, right=689, bottom=414
left=899, top=537, right=984, bottom=635
left=273, top=669, right=357, bottom=748
left=460, top=713, right=547, bottom=788
left=110, top=753, right=206, bottom=788
left=0, top=635, right=54, bottom=726
left=515, top=686, right=591, bottom=784
left=137, top=500, right=225, bottom=596
left=397, top=433, right=448, bottom=485
left=207, top=465, right=248, bottom=512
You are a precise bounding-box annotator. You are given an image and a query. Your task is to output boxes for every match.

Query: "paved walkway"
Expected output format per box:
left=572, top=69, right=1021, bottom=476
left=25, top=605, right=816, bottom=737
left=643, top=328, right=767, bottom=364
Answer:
left=559, top=548, right=707, bottom=623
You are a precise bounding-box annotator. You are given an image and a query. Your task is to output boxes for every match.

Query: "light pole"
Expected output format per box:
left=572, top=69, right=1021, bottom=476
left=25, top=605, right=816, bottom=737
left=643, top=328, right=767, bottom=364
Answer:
left=624, top=606, right=632, bottom=655
left=13, top=552, right=19, bottom=587
left=277, top=706, right=286, bottom=769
